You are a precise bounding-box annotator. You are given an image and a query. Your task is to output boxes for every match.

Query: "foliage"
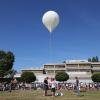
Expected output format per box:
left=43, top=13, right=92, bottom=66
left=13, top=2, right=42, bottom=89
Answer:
left=21, top=72, right=36, bottom=83
left=55, top=71, right=69, bottom=82
left=88, top=56, right=99, bottom=62
left=0, top=78, right=12, bottom=83
left=9, top=69, right=17, bottom=78
left=95, top=56, right=99, bottom=62
left=91, top=69, right=94, bottom=74
left=88, top=58, right=91, bottom=62
left=0, top=50, right=15, bottom=77
left=91, top=72, right=100, bottom=82
left=16, top=77, right=21, bottom=82
left=43, top=68, right=46, bottom=74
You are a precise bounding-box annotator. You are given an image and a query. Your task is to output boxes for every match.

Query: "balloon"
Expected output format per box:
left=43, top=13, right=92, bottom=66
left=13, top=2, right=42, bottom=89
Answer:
left=42, top=11, right=59, bottom=33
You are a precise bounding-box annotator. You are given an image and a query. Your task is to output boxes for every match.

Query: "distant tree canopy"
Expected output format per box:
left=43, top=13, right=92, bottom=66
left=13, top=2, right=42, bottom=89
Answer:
left=88, top=56, right=99, bottom=62
left=43, top=68, right=46, bottom=74
left=0, top=50, right=15, bottom=77
left=55, top=72, right=69, bottom=82
left=91, top=73, right=100, bottom=82
left=21, top=72, right=36, bottom=83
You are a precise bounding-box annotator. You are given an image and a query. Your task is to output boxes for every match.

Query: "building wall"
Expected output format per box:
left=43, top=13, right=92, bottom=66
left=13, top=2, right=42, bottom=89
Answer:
left=22, top=70, right=43, bottom=74
left=21, top=61, right=100, bottom=77
left=44, top=61, right=100, bottom=75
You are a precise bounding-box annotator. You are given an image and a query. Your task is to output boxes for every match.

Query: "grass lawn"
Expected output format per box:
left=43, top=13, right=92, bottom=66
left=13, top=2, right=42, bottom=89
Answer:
left=0, top=89, right=100, bottom=100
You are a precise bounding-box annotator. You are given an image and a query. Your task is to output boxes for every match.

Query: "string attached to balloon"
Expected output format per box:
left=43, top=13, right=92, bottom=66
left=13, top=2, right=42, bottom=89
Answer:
left=49, top=32, right=53, bottom=62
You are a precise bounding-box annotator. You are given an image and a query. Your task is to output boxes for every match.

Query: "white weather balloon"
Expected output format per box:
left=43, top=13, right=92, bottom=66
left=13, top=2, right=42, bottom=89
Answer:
left=42, top=11, right=59, bottom=33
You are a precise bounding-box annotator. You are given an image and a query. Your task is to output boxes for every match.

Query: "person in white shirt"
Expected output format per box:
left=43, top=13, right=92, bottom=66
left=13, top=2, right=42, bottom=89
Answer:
left=51, top=78, right=56, bottom=97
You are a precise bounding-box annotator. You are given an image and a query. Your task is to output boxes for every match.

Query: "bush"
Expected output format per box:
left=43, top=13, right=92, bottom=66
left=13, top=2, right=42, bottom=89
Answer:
left=21, top=72, right=36, bottom=83
left=55, top=72, right=69, bottom=82
left=91, top=72, right=100, bottom=82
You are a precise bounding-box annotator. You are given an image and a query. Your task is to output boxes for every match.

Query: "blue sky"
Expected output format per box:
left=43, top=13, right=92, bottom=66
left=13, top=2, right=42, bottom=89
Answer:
left=0, top=0, right=100, bottom=71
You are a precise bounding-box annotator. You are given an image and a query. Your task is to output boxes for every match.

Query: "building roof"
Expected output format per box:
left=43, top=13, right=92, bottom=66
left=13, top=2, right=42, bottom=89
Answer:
left=65, top=60, right=88, bottom=63
left=21, top=67, right=43, bottom=71
left=44, top=63, right=65, bottom=66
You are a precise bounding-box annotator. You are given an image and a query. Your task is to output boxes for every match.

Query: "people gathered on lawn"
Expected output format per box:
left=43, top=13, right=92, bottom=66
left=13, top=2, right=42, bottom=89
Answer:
left=0, top=76, right=100, bottom=97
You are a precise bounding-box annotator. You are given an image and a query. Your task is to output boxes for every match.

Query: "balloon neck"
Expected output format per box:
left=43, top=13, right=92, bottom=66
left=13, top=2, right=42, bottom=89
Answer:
left=49, top=28, right=52, bottom=33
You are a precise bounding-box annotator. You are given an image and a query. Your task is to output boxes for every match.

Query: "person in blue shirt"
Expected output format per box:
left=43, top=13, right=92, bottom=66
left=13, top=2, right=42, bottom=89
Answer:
left=75, top=77, right=80, bottom=96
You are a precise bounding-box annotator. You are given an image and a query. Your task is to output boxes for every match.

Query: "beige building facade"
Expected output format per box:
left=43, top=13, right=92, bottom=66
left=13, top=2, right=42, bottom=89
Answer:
left=21, top=60, right=100, bottom=76
left=21, top=60, right=100, bottom=82
left=44, top=60, right=100, bottom=75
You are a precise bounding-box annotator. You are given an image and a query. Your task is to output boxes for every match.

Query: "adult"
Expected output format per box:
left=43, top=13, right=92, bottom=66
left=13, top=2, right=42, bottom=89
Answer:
left=75, top=77, right=80, bottom=96
left=51, top=78, right=56, bottom=97
left=43, top=77, right=48, bottom=96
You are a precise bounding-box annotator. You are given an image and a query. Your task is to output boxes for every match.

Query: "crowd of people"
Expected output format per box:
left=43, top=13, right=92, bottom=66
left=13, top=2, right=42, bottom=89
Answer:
left=0, top=78, right=17, bottom=92
left=0, top=77, right=100, bottom=97
left=43, top=77, right=100, bottom=97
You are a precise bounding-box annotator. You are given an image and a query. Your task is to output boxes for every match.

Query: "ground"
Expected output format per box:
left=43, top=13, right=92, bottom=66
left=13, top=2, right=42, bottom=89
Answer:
left=0, top=89, right=100, bottom=100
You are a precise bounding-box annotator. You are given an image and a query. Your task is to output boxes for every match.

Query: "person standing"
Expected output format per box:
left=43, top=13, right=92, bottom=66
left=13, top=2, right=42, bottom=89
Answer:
left=75, top=77, right=80, bottom=96
left=51, top=78, right=56, bottom=97
left=43, top=77, right=48, bottom=96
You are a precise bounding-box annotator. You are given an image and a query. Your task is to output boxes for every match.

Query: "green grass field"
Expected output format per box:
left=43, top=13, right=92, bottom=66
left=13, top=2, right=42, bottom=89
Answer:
left=0, top=90, right=100, bottom=100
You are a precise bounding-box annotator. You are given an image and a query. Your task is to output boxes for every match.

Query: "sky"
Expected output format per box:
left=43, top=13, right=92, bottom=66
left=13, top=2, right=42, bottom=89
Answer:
left=0, top=0, right=100, bottom=71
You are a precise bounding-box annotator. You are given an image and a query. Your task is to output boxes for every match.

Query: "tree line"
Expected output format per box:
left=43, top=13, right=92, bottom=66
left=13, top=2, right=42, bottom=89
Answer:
left=88, top=56, right=99, bottom=62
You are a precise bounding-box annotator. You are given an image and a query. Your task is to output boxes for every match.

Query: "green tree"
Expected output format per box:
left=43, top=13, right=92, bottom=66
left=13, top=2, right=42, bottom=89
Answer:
left=91, top=69, right=94, bottom=74
left=55, top=72, right=69, bottom=82
left=88, top=56, right=99, bottom=62
left=92, top=56, right=99, bottom=62
left=91, top=72, right=100, bottom=90
left=9, top=70, right=17, bottom=78
left=91, top=72, right=100, bottom=82
left=21, top=72, right=36, bottom=83
left=95, top=56, right=99, bottom=62
left=92, top=57, right=96, bottom=62
left=88, top=58, right=91, bottom=62
left=43, top=68, right=46, bottom=74
left=0, top=50, right=15, bottom=77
